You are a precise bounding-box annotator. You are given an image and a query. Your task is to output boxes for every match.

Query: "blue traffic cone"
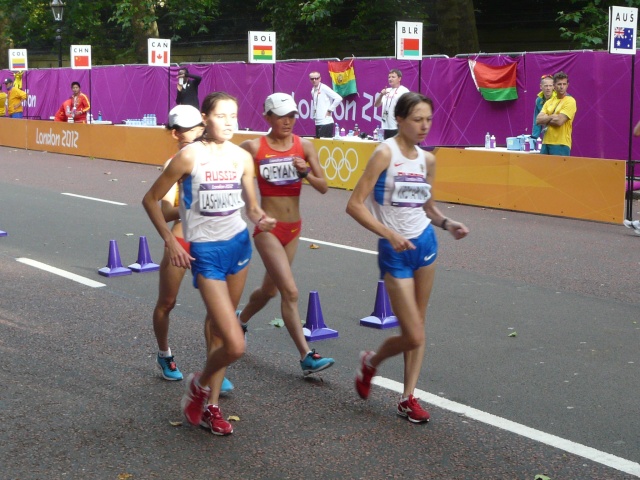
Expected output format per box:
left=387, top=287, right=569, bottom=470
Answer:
left=98, top=240, right=132, bottom=277
left=303, top=291, right=339, bottom=342
left=360, top=280, right=399, bottom=329
left=128, top=236, right=159, bottom=272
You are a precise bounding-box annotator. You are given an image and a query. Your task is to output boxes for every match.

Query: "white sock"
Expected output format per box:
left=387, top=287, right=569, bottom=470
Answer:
left=364, top=352, right=375, bottom=368
left=158, top=349, right=172, bottom=358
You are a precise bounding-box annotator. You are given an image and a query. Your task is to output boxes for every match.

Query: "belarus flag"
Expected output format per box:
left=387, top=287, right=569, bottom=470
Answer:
left=401, top=38, right=420, bottom=57
left=151, top=50, right=168, bottom=64
left=468, top=60, right=518, bottom=102
left=74, top=55, right=90, bottom=67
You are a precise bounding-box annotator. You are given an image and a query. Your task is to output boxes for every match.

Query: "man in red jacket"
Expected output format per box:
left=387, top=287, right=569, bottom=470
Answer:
left=54, top=98, right=74, bottom=122
left=70, top=81, right=91, bottom=123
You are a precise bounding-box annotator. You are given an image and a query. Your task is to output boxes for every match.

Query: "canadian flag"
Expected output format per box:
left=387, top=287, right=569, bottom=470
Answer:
left=151, top=50, right=168, bottom=64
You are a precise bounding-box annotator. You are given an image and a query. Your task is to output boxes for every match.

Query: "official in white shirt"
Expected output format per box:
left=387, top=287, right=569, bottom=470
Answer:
left=374, top=69, right=410, bottom=139
left=309, top=72, right=343, bottom=138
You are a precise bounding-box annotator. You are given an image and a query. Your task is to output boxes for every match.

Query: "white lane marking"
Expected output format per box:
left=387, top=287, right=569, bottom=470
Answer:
left=61, top=193, right=127, bottom=206
left=17, top=258, right=106, bottom=288
left=300, top=235, right=640, bottom=476
left=374, top=378, right=640, bottom=477
left=300, top=237, right=377, bottom=255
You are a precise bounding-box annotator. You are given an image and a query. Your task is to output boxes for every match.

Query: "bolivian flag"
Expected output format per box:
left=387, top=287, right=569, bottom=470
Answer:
left=15, top=70, right=24, bottom=89
left=328, top=59, right=357, bottom=97
left=468, top=60, right=518, bottom=101
left=253, top=45, right=273, bottom=61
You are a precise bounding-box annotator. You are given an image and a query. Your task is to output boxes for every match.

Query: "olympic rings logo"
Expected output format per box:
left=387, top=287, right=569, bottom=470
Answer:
left=318, top=145, right=359, bottom=183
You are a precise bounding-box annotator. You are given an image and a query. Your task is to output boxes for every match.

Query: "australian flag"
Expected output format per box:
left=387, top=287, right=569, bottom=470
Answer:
left=614, top=27, right=634, bottom=50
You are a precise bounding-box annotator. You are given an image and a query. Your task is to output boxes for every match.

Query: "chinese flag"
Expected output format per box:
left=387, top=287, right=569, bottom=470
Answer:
left=74, top=55, right=89, bottom=67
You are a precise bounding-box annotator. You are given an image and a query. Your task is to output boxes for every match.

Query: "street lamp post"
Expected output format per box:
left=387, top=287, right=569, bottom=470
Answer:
left=50, top=0, right=65, bottom=68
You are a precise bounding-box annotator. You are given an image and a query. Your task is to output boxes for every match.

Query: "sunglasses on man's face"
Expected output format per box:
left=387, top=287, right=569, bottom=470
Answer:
left=309, top=77, right=320, bottom=80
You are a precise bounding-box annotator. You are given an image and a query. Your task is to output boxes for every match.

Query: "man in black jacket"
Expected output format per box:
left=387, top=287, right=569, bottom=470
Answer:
left=176, top=67, right=201, bottom=110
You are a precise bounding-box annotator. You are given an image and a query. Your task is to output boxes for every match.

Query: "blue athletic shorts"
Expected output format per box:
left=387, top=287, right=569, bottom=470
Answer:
left=190, top=228, right=252, bottom=287
left=540, top=144, right=570, bottom=156
left=378, top=224, right=438, bottom=279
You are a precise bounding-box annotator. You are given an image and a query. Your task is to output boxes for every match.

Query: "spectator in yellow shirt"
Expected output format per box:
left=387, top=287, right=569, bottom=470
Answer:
left=4, top=78, right=27, bottom=118
left=0, top=89, right=7, bottom=117
left=536, top=71, right=577, bottom=156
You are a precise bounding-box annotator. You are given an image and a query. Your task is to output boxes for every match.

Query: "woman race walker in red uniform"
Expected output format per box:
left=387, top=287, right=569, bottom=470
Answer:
left=347, top=92, right=469, bottom=422
left=143, top=92, right=275, bottom=436
left=238, top=93, right=335, bottom=375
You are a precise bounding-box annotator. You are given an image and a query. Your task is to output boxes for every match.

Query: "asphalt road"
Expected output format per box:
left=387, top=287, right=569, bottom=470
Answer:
left=1, top=146, right=640, bottom=479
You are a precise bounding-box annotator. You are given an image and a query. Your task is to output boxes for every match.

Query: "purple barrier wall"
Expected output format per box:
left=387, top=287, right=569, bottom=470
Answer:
left=211, top=63, right=274, bottom=132
left=524, top=51, right=632, bottom=160
left=275, top=58, right=420, bottom=138
left=422, top=55, right=526, bottom=149
left=91, top=65, right=169, bottom=122
left=1, top=51, right=639, bottom=163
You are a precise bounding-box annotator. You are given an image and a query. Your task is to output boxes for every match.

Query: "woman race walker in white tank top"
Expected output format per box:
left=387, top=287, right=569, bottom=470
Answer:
left=143, top=92, right=276, bottom=436
left=347, top=92, right=470, bottom=423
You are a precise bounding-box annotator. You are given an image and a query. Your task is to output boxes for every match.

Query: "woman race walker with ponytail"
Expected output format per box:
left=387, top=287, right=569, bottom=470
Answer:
left=143, top=92, right=276, bottom=436
left=347, top=92, right=469, bottom=422
left=152, top=104, right=233, bottom=394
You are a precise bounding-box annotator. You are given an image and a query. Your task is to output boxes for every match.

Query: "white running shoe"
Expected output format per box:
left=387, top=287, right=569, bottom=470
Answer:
left=623, top=219, right=640, bottom=235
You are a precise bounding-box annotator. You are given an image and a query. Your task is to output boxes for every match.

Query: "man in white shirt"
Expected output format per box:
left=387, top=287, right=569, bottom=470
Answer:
left=309, top=71, right=343, bottom=138
left=374, top=69, right=410, bottom=139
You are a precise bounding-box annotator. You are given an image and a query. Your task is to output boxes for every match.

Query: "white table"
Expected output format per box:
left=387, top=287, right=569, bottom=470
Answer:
left=465, top=146, right=539, bottom=154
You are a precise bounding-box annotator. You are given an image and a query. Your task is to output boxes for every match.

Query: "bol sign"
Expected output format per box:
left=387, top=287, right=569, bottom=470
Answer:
left=249, top=31, right=276, bottom=64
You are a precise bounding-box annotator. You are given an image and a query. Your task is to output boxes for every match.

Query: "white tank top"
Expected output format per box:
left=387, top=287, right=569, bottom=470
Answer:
left=179, top=141, right=247, bottom=242
left=366, top=137, right=432, bottom=239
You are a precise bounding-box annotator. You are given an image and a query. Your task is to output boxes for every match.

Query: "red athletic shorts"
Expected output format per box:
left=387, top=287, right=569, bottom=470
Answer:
left=176, top=236, right=190, bottom=254
left=253, top=219, right=302, bottom=247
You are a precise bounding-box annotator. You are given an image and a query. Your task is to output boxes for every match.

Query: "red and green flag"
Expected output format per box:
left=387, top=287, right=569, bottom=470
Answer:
left=328, top=59, right=357, bottom=97
left=402, top=38, right=420, bottom=57
left=468, top=60, right=518, bottom=101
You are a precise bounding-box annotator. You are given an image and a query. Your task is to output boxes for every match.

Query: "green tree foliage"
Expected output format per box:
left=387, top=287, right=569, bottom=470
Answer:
left=0, top=0, right=480, bottom=64
left=557, top=0, right=640, bottom=48
left=435, top=0, right=479, bottom=56
left=0, top=0, right=220, bottom=64
left=257, top=0, right=432, bottom=57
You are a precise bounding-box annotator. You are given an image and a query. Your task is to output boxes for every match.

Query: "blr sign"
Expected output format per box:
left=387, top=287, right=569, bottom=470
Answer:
left=395, top=22, right=422, bottom=60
